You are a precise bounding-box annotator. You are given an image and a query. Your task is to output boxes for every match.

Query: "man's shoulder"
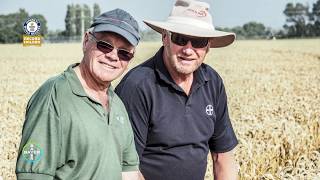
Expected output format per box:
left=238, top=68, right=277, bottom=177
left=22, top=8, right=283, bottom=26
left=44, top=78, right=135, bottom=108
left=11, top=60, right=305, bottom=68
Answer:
left=28, top=73, right=70, bottom=107
left=129, top=58, right=156, bottom=80
left=201, top=63, right=223, bottom=83
left=110, top=90, right=128, bottom=112
left=118, top=58, right=156, bottom=89
left=38, top=72, right=69, bottom=95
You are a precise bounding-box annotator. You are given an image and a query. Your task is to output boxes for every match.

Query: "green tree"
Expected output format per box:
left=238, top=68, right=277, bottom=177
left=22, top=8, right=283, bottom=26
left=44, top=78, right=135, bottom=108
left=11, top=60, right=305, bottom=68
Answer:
left=311, top=0, right=320, bottom=21
left=83, top=4, right=92, bottom=31
left=30, top=14, right=48, bottom=36
left=0, top=9, right=28, bottom=43
left=231, top=26, right=246, bottom=39
left=75, top=4, right=83, bottom=36
left=93, top=3, right=101, bottom=19
left=64, top=4, right=76, bottom=36
left=0, top=9, right=48, bottom=43
left=310, top=0, right=320, bottom=36
left=243, top=21, right=267, bottom=38
left=283, top=3, right=309, bottom=37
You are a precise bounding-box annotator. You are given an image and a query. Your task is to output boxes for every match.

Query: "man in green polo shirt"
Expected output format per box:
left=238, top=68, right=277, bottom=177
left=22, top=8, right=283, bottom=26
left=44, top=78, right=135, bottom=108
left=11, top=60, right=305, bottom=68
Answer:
left=16, top=9, right=143, bottom=180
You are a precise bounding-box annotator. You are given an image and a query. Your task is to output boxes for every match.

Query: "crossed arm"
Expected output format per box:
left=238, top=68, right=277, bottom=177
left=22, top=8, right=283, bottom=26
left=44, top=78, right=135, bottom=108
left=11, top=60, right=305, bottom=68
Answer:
left=122, top=171, right=145, bottom=180
left=122, top=151, right=238, bottom=180
left=212, top=150, right=238, bottom=180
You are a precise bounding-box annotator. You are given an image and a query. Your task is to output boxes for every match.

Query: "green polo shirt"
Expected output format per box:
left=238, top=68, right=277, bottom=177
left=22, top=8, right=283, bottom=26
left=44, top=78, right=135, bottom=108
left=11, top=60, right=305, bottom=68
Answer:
left=16, top=63, right=139, bottom=180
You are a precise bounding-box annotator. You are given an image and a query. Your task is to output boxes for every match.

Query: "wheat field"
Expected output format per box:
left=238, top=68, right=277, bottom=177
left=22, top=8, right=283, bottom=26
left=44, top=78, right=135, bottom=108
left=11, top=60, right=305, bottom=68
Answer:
left=0, top=39, right=319, bottom=180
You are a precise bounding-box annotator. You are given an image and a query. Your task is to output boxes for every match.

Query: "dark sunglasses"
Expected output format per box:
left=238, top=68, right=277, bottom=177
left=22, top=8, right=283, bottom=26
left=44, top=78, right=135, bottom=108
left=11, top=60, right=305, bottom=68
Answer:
left=89, top=33, right=134, bottom=61
left=169, top=31, right=209, bottom=48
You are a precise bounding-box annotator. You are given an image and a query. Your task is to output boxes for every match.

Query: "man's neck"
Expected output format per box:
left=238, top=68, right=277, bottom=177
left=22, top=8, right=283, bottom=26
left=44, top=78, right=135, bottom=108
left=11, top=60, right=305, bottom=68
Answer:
left=74, top=63, right=110, bottom=109
left=163, top=57, right=194, bottom=95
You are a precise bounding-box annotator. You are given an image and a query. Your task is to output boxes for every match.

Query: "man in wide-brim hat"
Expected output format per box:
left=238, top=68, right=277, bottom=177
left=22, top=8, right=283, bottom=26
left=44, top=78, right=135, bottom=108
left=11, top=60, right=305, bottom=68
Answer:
left=116, top=0, right=239, bottom=179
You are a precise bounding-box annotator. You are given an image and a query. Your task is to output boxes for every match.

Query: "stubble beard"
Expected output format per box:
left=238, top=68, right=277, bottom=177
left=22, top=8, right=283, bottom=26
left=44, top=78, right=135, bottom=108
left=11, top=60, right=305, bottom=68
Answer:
left=170, top=56, right=202, bottom=75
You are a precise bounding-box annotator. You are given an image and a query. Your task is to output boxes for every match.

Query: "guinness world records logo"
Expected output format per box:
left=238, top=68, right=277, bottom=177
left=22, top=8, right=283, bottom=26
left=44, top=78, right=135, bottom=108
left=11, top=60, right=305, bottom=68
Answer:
left=23, top=18, right=41, bottom=36
left=22, top=18, right=42, bottom=46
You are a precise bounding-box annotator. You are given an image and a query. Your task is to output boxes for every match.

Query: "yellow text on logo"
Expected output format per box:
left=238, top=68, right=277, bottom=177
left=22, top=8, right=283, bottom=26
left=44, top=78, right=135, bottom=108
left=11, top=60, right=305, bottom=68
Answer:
left=23, top=35, right=42, bottom=47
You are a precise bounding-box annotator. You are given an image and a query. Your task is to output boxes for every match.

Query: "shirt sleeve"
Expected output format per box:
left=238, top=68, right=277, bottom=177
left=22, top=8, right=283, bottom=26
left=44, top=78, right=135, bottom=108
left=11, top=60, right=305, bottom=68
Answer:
left=122, top=113, right=140, bottom=172
left=209, top=80, right=238, bottom=153
left=16, top=84, right=62, bottom=179
left=115, top=80, right=150, bottom=160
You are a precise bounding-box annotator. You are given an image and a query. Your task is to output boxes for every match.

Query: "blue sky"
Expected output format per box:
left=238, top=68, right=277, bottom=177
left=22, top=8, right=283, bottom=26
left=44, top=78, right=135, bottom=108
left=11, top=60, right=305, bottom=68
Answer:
left=1, top=0, right=317, bottom=31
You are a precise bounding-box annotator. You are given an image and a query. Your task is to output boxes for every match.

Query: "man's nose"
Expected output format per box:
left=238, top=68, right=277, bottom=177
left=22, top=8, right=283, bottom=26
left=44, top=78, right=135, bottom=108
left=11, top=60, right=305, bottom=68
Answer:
left=105, top=48, right=119, bottom=61
left=182, top=41, right=194, bottom=55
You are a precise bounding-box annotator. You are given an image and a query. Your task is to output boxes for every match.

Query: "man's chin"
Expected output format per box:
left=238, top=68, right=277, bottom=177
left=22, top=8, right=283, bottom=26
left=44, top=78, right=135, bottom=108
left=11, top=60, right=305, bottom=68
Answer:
left=175, top=64, right=198, bottom=75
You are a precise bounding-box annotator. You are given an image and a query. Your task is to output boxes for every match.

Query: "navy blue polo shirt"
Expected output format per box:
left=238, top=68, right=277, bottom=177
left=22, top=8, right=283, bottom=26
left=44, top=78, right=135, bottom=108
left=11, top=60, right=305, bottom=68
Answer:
left=115, top=47, right=238, bottom=180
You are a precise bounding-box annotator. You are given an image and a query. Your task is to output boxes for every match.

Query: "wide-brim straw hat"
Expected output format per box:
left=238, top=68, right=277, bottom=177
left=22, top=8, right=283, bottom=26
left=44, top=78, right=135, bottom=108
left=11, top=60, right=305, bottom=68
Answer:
left=143, top=0, right=235, bottom=48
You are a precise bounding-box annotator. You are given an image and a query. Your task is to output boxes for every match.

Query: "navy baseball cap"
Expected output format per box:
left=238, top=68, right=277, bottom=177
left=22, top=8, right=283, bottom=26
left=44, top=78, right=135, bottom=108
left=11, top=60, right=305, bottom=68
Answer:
left=90, top=9, right=140, bottom=46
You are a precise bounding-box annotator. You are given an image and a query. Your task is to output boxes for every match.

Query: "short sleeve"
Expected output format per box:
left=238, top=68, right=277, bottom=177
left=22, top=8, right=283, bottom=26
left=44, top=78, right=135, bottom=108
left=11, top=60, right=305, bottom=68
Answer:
left=209, top=80, right=238, bottom=153
left=122, top=118, right=139, bottom=172
left=16, top=84, right=62, bottom=179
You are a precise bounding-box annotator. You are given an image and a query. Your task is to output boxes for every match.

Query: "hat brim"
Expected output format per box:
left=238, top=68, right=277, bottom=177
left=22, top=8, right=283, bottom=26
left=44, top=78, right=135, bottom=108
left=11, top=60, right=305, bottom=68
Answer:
left=93, top=24, right=139, bottom=46
left=144, top=20, right=235, bottom=48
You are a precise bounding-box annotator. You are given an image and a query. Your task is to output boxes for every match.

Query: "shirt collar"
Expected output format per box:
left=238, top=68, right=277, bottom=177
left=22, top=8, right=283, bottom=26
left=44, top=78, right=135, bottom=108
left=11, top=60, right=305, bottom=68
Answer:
left=65, top=63, right=114, bottom=100
left=65, top=63, right=87, bottom=97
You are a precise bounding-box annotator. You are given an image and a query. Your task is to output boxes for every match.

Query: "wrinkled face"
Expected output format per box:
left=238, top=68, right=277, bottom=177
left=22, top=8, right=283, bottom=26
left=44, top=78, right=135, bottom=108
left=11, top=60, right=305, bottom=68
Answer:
left=82, top=31, right=135, bottom=84
left=162, top=31, right=209, bottom=75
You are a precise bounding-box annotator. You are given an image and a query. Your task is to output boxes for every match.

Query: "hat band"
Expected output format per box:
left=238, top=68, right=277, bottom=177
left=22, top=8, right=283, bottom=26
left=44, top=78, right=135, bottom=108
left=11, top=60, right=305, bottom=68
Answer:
left=166, top=16, right=215, bottom=30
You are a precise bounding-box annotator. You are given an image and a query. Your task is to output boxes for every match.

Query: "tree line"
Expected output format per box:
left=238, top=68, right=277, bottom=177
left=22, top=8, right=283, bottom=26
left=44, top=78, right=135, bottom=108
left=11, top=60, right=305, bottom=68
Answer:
left=283, top=1, right=320, bottom=37
left=0, top=9, right=47, bottom=43
left=62, top=3, right=101, bottom=37
left=216, top=0, right=320, bottom=39
left=47, top=3, right=101, bottom=42
left=0, top=1, right=319, bottom=43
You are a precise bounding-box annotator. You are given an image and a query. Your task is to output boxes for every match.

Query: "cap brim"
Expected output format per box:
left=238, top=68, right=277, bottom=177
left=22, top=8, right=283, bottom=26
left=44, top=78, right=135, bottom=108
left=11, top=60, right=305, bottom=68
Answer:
left=93, top=24, right=138, bottom=46
left=144, top=20, right=235, bottom=48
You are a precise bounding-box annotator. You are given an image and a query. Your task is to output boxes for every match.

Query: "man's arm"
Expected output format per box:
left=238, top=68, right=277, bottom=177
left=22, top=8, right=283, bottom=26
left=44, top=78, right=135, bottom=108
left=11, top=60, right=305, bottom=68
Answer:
left=16, top=84, right=61, bottom=180
left=212, top=151, right=238, bottom=180
left=122, top=171, right=145, bottom=180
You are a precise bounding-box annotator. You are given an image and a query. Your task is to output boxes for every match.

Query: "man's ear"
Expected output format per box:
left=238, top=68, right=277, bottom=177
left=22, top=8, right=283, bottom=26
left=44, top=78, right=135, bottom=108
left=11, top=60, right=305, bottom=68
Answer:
left=83, top=32, right=90, bottom=53
left=162, top=30, right=169, bottom=45
left=206, top=40, right=211, bottom=53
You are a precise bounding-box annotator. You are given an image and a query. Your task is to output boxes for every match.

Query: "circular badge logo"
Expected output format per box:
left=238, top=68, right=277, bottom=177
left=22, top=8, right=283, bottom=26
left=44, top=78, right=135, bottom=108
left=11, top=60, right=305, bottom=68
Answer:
left=23, top=18, right=41, bottom=36
left=22, top=142, right=43, bottom=163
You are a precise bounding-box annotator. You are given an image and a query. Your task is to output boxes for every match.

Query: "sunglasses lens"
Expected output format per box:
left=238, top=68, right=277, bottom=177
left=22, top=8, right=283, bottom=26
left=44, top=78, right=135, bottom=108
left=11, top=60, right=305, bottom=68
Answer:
left=117, top=49, right=134, bottom=61
left=191, top=38, right=208, bottom=48
left=170, top=32, right=208, bottom=48
left=95, top=39, right=134, bottom=61
left=171, top=33, right=188, bottom=46
left=96, top=41, right=113, bottom=54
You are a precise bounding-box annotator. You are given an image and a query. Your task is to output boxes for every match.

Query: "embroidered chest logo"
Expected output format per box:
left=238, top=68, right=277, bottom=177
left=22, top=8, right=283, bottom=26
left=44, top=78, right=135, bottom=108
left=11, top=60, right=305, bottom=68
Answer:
left=205, top=104, right=214, bottom=116
left=116, top=116, right=125, bottom=124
